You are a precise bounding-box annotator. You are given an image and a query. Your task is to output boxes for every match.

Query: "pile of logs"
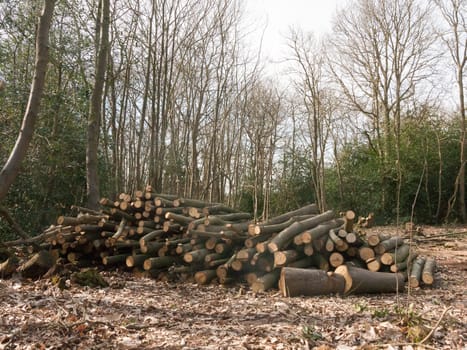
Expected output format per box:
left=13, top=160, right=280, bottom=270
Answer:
left=0, top=188, right=436, bottom=295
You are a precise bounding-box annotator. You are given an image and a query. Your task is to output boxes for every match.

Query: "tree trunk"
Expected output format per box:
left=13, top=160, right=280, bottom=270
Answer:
left=279, top=267, right=345, bottom=297
left=0, top=0, right=55, bottom=203
left=86, top=0, right=109, bottom=209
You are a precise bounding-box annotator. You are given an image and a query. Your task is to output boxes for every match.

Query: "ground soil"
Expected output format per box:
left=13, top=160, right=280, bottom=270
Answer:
left=0, top=225, right=465, bottom=350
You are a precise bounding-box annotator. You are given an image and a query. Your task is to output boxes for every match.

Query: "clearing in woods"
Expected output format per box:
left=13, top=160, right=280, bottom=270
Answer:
left=0, top=225, right=465, bottom=349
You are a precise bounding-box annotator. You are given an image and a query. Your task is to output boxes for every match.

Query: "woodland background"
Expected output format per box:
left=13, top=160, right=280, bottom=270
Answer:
left=0, top=0, right=465, bottom=240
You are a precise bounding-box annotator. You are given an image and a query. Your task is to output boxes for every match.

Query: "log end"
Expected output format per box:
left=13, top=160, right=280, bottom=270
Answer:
left=334, top=265, right=352, bottom=293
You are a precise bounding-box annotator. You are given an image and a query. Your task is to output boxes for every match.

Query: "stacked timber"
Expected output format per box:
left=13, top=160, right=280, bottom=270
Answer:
left=0, top=190, right=436, bottom=294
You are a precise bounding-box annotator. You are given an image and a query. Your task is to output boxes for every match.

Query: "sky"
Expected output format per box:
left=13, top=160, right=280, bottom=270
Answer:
left=243, top=0, right=347, bottom=75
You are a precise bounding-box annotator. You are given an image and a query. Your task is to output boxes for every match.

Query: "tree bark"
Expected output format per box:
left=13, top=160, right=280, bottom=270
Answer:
left=251, top=269, right=281, bottom=293
left=279, top=267, right=345, bottom=297
left=374, top=236, right=405, bottom=255
left=409, top=256, right=427, bottom=288
left=194, top=269, right=217, bottom=285
left=380, top=244, right=411, bottom=265
left=270, top=211, right=337, bottom=251
left=335, top=265, right=405, bottom=294
left=86, top=0, right=109, bottom=209
left=422, top=257, right=436, bottom=285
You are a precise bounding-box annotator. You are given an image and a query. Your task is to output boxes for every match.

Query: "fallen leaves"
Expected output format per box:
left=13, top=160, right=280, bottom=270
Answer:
left=0, top=226, right=465, bottom=349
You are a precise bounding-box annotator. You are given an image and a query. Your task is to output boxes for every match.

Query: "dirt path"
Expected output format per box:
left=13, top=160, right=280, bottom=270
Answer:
left=0, top=226, right=465, bottom=349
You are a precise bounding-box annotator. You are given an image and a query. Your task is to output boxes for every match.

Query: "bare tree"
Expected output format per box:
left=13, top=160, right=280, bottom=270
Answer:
left=86, top=0, right=109, bottom=209
left=329, top=0, right=437, bottom=212
left=287, top=29, right=332, bottom=212
left=434, top=0, right=467, bottom=222
left=0, top=0, right=55, bottom=237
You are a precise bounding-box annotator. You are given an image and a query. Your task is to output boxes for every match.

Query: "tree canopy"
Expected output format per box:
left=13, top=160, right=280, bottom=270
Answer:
left=0, top=0, right=465, bottom=239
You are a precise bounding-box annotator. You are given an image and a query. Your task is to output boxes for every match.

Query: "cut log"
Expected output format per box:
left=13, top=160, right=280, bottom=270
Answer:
left=329, top=252, right=345, bottom=268
left=287, top=256, right=315, bottom=268
left=390, top=252, right=418, bottom=273
left=380, top=244, right=411, bottom=265
left=204, top=253, right=225, bottom=263
left=57, top=214, right=104, bottom=226
left=253, top=253, right=274, bottom=272
left=0, top=255, right=19, bottom=277
left=173, top=198, right=214, bottom=208
left=183, top=248, right=210, bottom=263
left=165, top=212, right=194, bottom=226
left=357, top=212, right=374, bottom=228
left=324, top=237, right=335, bottom=252
left=205, top=237, right=221, bottom=250
left=126, top=254, right=151, bottom=268
left=154, top=196, right=176, bottom=207
left=374, top=236, right=405, bottom=255
left=244, top=233, right=270, bottom=248
left=346, top=246, right=359, bottom=257
left=236, top=247, right=257, bottom=262
left=299, top=218, right=344, bottom=245
left=102, top=254, right=127, bottom=266
left=359, top=246, right=376, bottom=261
left=18, top=250, right=56, bottom=278
left=208, top=212, right=251, bottom=222
left=202, top=204, right=238, bottom=215
left=309, top=253, right=330, bottom=271
left=334, top=265, right=405, bottom=294
left=303, top=243, right=314, bottom=256
left=143, top=256, right=178, bottom=270
left=328, top=229, right=349, bottom=252
left=251, top=269, right=281, bottom=293
left=344, top=232, right=363, bottom=246
left=273, top=249, right=301, bottom=267
left=342, top=210, right=355, bottom=233
left=206, top=258, right=229, bottom=268
left=225, top=221, right=250, bottom=234
left=408, top=256, right=426, bottom=288
left=279, top=267, right=345, bottom=297
left=366, top=232, right=391, bottom=247
left=194, top=269, right=217, bottom=285
left=260, top=203, right=319, bottom=226
left=421, top=257, right=436, bottom=285
left=216, top=254, right=236, bottom=280
left=140, top=241, right=166, bottom=254
left=231, top=259, right=246, bottom=271
left=252, top=215, right=306, bottom=236
left=139, top=230, right=165, bottom=246
left=366, top=256, right=382, bottom=272
left=214, top=242, right=232, bottom=255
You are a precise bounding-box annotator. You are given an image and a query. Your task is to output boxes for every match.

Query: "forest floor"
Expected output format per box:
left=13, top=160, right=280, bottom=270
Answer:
left=0, top=225, right=465, bottom=350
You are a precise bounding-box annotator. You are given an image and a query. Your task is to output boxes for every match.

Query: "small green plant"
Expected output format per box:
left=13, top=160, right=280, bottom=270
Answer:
left=301, top=324, right=323, bottom=341
left=394, top=304, right=428, bottom=343
left=354, top=301, right=368, bottom=313
left=372, top=307, right=390, bottom=318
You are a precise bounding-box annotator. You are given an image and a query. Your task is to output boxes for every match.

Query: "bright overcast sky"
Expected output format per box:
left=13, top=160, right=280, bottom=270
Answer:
left=243, top=0, right=348, bottom=75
